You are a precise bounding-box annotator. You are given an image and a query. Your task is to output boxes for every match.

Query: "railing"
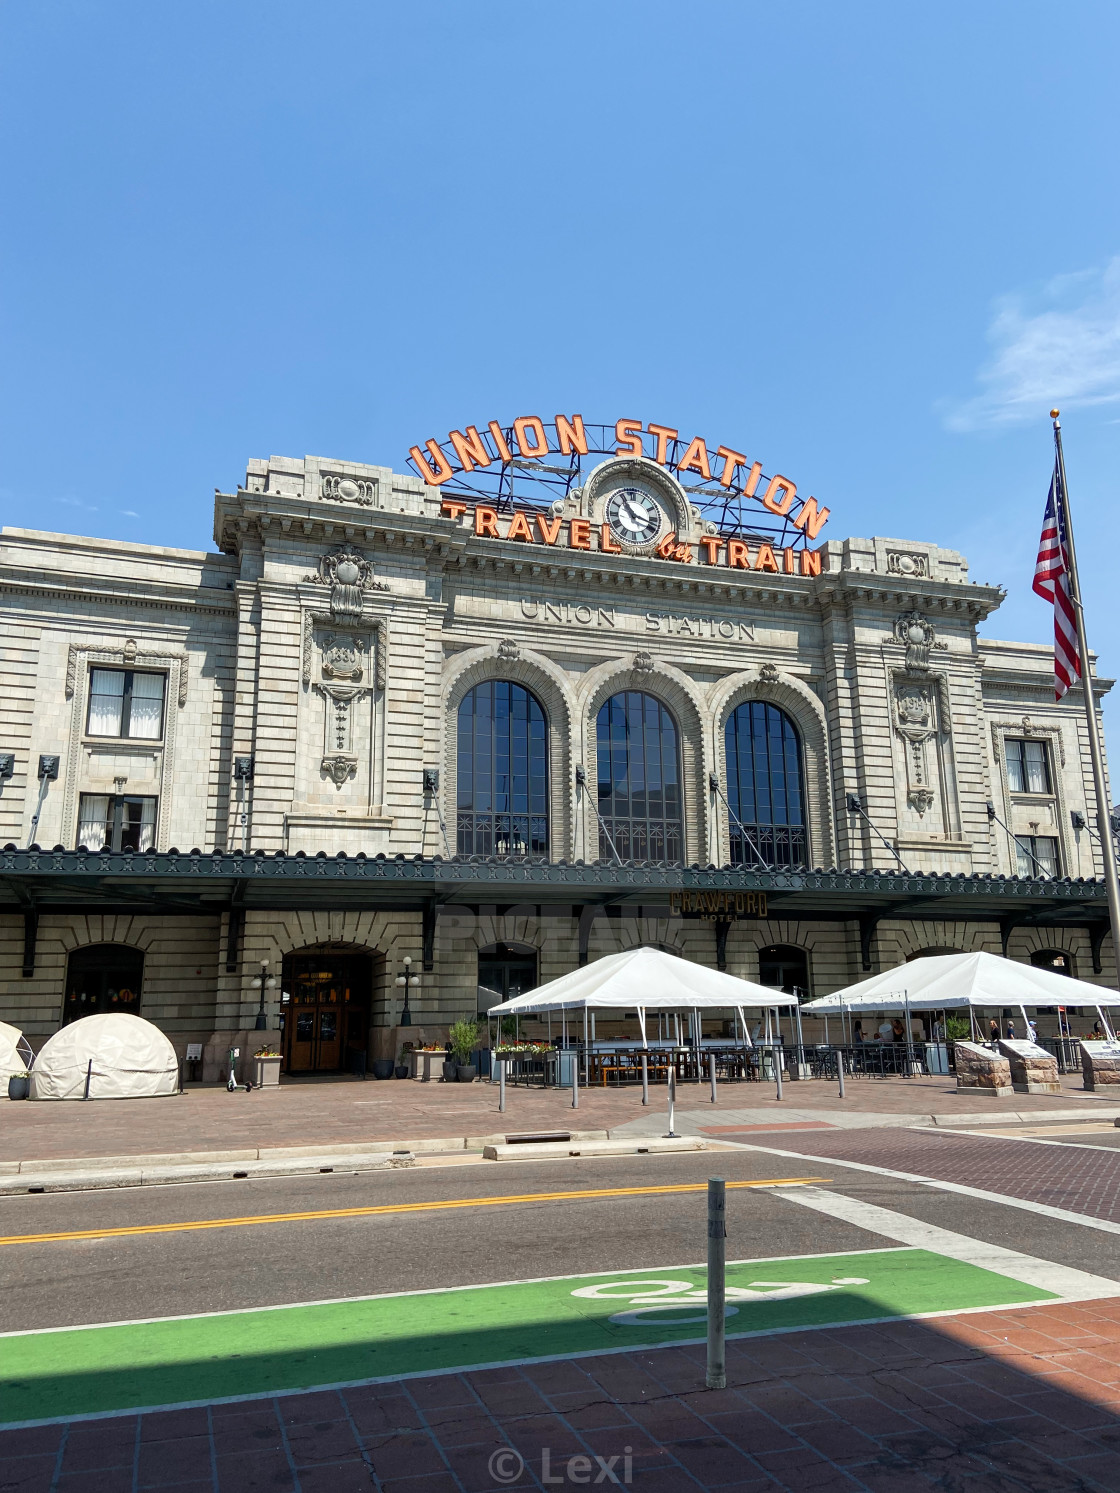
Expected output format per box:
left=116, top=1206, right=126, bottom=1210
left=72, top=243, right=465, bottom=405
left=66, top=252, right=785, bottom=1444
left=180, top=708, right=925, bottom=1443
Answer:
left=456, top=813, right=548, bottom=858
left=729, top=825, right=807, bottom=871
left=1035, top=1035, right=1082, bottom=1074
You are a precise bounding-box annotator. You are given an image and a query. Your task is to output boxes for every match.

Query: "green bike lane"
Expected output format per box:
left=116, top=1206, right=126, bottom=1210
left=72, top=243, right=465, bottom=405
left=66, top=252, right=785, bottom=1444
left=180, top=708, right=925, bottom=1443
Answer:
left=0, top=1223, right=1070, bottom=1426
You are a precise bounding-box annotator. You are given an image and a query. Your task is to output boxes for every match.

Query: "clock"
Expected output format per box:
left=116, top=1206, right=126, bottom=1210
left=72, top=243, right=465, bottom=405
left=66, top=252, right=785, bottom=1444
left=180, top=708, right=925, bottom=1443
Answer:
left=605, top=487, right=665, bottom=546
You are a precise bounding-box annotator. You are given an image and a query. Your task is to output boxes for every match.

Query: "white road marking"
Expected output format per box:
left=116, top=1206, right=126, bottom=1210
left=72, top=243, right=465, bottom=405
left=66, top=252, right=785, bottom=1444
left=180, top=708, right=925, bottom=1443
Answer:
left=770, top=1186, right=1120, bottom=1300
left=726, top=1137, right=1120, bottom=1238
left=932, top=1125, right=1120, bottom=1155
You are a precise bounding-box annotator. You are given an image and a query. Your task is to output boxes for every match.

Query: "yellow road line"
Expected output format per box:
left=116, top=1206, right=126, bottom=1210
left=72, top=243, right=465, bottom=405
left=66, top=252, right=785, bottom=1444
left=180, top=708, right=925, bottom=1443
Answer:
left=0, top=1178, right=829, bottom=1248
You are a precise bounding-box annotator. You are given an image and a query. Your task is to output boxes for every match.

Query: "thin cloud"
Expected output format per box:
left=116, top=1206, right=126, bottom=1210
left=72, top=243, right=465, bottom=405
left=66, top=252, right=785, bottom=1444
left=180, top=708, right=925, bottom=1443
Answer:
left=118, top=509, right=140, bottom=517
left=945, top=258, right=1120, bottom=431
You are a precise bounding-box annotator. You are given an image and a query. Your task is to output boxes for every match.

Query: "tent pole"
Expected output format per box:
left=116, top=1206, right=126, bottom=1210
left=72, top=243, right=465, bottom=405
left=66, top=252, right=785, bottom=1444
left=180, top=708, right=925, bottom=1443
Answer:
left=638, top=1007, right=648, bottom=1049
left=1019, top=1004, right=1030, bottom=1040
left=794, top=997, right=805, bottom=1069
left=1097, top=1003, right=1116, bottom=1042
left=583, top=1006, right=589, bottom=1085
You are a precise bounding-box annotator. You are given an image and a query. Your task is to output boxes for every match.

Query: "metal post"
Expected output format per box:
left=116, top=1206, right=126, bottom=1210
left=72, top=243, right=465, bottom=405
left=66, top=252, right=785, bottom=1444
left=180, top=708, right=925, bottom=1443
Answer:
left=709, top=1051, right=717, bottom=1104
left=706, top=1177, right=726, bottom=1390
left=571, top=1050, right=579, bottom=1109
left=642, top=1051, right=649, bottom=1105
left=1053, top=412, right=1120, bottom=989
left=666, top=1065, right=677, bottom=1137
left=83, top=1057, right=92, bottom=1100
left=838, top=1052, right=846, bottom=1099
left=499, top=1060, right=506, bottom=1113
left=774, top=1044, right=783, bottom=1102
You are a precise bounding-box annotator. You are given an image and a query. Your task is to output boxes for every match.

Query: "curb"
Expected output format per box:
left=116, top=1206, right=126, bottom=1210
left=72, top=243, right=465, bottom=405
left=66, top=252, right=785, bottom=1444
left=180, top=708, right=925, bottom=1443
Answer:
left=0, top=1130, right=617, bottom=1193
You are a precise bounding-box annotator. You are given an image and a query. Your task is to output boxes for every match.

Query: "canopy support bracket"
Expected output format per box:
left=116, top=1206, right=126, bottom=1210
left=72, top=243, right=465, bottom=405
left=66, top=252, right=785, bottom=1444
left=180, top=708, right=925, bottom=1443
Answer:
left=858, top=914, right=878, bottom=972
left=422, top=899, right=436, bottom=972
left=714, top=918, right=730, bottom=972
left=1089, top=920, right=1108, bottom=976
left=22, top=908, right=38, bottom=979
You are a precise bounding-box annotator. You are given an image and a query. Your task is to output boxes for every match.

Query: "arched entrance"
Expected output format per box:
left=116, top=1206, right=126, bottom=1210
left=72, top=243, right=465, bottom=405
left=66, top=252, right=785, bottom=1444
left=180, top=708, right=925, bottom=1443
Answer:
left=477, top=942, right=538, bottom=1016
left=281, top=945, right=373, bottom=1073
left=64, top=944, right=144, bottom=1025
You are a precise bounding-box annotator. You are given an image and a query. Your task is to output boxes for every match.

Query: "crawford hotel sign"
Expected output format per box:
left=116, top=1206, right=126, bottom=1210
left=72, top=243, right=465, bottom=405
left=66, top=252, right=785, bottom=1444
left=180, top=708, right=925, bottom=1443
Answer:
left=408, top=414, right=831, bottom=577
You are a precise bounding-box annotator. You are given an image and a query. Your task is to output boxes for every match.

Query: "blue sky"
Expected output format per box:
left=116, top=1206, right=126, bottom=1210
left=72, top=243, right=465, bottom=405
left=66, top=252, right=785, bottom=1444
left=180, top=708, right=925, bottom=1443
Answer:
left=2, top=2, right=1119, bottom=732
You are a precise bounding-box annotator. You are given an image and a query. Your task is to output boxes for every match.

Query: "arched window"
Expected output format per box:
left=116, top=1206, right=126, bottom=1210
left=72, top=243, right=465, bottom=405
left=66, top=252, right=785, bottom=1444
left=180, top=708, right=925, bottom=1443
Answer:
left=725, top=702, right=806, bottom=869
left=758, top=945, right=810, bottom=998
left=1030, top=948, right=1074, bottom=977
left=596, top=692, right=682, bottom=864
left=457, top=682, right=549, bottom=857
left=64, top=943, right=143, bottom=1025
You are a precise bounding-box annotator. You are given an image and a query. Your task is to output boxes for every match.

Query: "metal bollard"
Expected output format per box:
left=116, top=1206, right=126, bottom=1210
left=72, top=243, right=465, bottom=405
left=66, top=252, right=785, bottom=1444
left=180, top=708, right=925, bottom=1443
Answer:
left=641, top=1052, right=649, bottom=1106
left=706, top=1177, right=727, bottom=1390
left=838, top=1056, right=846, bottom=1099
left=709, top=1052, right=717, bottom=1104
left=775, top=1054, right=783, bottom=1102
left=666, top=1065, right=678, bottom=1137
left=498, top=1060, right=506, bottom=1113
left=571, top=1051, right=579, bottom=1109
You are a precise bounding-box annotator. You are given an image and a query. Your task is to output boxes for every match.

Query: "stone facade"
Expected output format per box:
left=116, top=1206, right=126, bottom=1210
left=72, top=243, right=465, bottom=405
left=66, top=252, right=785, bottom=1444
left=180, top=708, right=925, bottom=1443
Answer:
left=1, top=449, right=1115, bottom=1066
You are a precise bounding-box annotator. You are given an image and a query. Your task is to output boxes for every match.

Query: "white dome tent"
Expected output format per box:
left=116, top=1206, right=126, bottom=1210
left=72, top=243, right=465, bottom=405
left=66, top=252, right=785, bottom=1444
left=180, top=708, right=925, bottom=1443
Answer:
left=0, top=1020, right=32, bottom=1087
left=30, top=1013, right=179, bottom=1100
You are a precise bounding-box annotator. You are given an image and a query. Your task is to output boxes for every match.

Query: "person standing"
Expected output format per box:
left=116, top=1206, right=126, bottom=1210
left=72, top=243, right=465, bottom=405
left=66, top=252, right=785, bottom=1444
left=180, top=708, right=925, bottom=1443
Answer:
left=989, top=1019, right=1000, bottom=1045
left=1006, top=1019, right=1017, bottom=1040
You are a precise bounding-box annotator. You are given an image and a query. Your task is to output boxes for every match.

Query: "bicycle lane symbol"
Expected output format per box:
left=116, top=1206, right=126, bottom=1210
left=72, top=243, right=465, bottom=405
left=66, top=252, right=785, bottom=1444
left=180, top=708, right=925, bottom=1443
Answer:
left=570, top=1276, right=870, bottom=1327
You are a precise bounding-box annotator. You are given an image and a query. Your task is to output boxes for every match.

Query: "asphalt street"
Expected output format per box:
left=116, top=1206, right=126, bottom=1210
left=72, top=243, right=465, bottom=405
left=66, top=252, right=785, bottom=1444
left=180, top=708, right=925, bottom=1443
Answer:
left=5, top=1136, right=1120, bottom=1333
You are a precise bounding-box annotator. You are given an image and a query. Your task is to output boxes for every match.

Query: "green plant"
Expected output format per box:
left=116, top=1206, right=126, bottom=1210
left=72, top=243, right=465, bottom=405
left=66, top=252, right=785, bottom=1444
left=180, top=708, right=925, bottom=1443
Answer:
left=448, top=1018, right=482, bottom=1064
left=944, top=1015, right=972, bottom=1041
left=499, top=1017, right=518, bottom=1038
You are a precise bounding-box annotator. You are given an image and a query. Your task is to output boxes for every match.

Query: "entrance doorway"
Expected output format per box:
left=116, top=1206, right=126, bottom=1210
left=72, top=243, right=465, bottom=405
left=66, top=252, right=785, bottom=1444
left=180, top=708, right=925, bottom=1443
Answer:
left=64, top=944, right=144, bottom=1024
left=477, top=942, right=538, bottom=1017
left=282, top=948, right=372, bottom=1073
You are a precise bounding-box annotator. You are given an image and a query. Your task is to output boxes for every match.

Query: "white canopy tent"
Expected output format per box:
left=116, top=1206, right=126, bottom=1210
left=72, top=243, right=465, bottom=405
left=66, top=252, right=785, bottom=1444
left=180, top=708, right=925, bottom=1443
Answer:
left=801, top=951, right=1119, bottom=1042
left=30, top=1012, right=180, bottom=1100
left=485, top=946, right=800, bottom=1058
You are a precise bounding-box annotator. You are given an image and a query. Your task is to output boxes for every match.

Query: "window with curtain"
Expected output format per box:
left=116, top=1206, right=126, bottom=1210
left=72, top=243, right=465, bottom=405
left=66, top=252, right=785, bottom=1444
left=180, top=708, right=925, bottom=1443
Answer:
left=1015, top=834, right=1059, bottom=879
left=86, top=670, right=166, bottom=740
left=1005, top=738, right=1052, bottom=794
left=77, top=794, right=158, bottom=852
left=724, top=701, right=807, bottom=869
left=457, top=681, right=549, bottom=857
left=596, top=691, right=682, bottom=864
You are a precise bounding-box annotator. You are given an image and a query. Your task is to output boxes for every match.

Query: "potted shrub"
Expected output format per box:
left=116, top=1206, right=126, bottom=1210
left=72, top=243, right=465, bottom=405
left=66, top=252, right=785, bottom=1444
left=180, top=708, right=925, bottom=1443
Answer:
left=252, top=1047, right=282, bottom=1088
left=449, top=1019, right=481, bottom=1082
left=7, top=1070, right=30, bottom=1101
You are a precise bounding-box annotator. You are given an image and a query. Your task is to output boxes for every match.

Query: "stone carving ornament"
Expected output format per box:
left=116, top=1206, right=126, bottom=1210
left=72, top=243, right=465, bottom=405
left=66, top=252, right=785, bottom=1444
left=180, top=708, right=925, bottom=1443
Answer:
left=320, top=474, right=376, bottom=505
left=302, top=545, right=388, bottom=624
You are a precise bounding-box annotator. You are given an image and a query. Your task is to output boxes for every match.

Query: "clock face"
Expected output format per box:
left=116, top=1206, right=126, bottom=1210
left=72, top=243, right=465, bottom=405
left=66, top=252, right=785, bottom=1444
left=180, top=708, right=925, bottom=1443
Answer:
left=605, top=487, right=664, bottom=546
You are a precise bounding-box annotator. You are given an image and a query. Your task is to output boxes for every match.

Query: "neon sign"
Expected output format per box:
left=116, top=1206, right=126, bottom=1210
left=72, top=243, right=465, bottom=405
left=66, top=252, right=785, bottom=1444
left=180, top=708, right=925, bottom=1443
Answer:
left=408, top=414, right=830, bottom=543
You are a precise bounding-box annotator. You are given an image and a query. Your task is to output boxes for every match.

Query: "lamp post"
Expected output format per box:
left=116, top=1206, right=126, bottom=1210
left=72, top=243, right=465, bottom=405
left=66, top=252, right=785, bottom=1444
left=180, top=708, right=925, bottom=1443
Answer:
left=395, top=956, right=421, bottom=1026
left=250, top=959, right=278, bottom=1031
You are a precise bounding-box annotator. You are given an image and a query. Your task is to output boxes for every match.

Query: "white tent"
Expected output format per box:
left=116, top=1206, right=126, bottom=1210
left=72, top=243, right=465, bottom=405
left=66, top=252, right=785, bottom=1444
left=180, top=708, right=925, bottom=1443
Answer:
left=30, top=1013, right=180, bottom=1100
left=0, top=1021, right=30, bottom=1084
left=485, top=946, right=800, bottom=1053
left=801, top=952, right=1119, bottom=1038
left=486, top=947, right=798, bottom=1017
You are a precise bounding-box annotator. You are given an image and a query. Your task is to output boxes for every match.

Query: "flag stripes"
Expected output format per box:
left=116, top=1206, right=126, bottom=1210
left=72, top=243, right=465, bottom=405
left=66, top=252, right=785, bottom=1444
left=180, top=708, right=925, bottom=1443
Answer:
left=1033, top=463, right=1080, bottom=699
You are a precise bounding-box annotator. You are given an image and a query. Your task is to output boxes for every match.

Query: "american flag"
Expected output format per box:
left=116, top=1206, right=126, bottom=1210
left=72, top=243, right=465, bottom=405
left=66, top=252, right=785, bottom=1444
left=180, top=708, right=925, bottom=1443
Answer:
left=1033, top=462, right=1080, bottom=699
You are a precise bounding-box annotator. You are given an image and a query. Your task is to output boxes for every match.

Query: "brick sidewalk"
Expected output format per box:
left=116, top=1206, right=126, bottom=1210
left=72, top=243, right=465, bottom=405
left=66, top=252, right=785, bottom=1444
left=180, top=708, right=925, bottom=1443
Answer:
left=8, top=1299, right=1120, bottom=1490
left=1, top=1071, right=1110, bottom=1166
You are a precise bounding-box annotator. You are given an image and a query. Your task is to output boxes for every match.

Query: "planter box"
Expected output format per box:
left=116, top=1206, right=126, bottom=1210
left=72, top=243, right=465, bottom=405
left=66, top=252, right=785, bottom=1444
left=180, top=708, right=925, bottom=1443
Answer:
left=407, top=1050, right=442, bottom=1082
left=252, top=1055, right=281, bottom=1088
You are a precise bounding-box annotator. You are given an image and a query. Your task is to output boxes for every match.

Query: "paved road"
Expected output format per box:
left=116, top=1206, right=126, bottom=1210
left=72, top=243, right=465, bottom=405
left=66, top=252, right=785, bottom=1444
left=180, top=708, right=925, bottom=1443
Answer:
left=6, top=1134, right=1120, bottom=1331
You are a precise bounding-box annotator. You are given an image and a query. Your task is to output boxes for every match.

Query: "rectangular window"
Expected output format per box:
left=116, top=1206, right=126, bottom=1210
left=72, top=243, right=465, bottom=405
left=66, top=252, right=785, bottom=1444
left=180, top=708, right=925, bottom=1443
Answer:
left=1015, top=834, right=1059, bottom=878
left=1006, top=738, right=1051, bottom=795
left=77, top=794, right=158, bottom=852
left=86, top=670, right=166, bottom=740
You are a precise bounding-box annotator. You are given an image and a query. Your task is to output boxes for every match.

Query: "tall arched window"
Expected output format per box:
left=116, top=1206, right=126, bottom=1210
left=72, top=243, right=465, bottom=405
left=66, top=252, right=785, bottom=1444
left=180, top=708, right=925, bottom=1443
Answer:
left=457, top=682, right=549, bottom=856
left=725, top=701, right=806, bottom=869
left=596, top=692, right=682, bottom=864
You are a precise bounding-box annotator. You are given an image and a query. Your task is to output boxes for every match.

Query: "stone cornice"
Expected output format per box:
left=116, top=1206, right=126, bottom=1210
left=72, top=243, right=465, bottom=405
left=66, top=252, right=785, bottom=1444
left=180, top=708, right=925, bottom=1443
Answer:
left=0, top=571, right=235, bottom=618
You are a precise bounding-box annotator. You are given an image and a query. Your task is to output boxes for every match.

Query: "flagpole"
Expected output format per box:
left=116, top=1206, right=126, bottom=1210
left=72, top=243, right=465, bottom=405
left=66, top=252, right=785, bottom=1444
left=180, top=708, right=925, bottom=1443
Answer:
left=1051, top=409, right=1120, bottom=992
